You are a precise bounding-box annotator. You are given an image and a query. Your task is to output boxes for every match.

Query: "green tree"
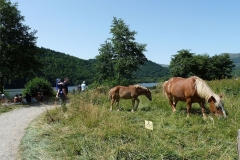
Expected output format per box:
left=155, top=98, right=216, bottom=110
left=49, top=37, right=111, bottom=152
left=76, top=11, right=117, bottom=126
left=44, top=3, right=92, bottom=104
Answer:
left=0, top=0, right=41, bottom=93
left=191, top=54, right=211, bottom=79
left=111, top=17, right=148, bottom=85
left=96, top=17, right=147, bottom=86
left=210, top=53, right=235, bottom=79
left=95, top=40, right=115, bottom=84
left=170, top=50, right=235, bottom=80
left=169, top=49, right=195, bottom=77
left=22, top=77, right=54, bottom=97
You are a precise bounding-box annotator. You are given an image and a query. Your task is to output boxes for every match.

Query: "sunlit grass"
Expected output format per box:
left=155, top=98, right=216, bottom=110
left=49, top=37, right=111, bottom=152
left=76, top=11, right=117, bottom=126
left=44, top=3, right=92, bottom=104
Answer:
left=20, top=80, right=240, bottom=159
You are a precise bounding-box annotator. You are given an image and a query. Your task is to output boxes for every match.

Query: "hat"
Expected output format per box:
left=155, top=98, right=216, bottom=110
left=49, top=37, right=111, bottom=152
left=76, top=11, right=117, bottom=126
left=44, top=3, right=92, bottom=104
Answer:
left=56, top=78, right=61, bottom=83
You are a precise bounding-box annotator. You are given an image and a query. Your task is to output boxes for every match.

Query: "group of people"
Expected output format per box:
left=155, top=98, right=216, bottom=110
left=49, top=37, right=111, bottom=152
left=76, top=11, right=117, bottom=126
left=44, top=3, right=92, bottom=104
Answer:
left=55, top=78, right=88, bottom=111
left=14, top=94, right=23, bottom=103
left=77, top=81, right=87, bottom=92
left=14, top=93, right=38, bottom=103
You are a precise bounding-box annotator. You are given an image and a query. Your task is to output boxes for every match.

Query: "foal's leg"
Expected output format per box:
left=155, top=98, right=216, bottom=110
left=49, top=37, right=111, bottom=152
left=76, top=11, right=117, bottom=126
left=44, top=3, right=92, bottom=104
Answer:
left=116, top=98, right=120, bottom=111
left=110, top=98, right=115, bottom=111
left=131, top=98, right=135, bottom=112
left=134, top=97, right=140, bottom=111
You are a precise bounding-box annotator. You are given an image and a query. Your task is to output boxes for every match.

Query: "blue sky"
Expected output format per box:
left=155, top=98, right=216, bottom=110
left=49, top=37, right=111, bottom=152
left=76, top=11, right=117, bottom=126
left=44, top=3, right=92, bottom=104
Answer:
left=11, top=0, right=240, bottom=64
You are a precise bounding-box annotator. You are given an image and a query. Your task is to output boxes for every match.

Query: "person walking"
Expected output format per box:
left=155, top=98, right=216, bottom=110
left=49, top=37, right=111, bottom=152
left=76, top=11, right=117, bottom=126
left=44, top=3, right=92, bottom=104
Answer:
left=81, top=81, right=87, bottom=92
left=59, top=77, right=69, bottom=112
left=56, top=78, right=63, bottom=98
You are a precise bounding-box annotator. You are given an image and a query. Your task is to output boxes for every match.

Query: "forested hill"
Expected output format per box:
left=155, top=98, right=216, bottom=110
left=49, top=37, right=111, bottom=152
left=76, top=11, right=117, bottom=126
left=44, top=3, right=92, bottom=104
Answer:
left=228, top=53, right=240, bottom=77
left=133, top=61, right=170, bottom=82
left=228, top=53, right=240, bottom=69
left=4, top=47, right=170, bottom=89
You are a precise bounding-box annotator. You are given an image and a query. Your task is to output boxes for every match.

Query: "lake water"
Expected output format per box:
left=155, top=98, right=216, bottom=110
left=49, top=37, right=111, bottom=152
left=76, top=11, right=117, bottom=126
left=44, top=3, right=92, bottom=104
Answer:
left=3, top=83, right=159, bottom=97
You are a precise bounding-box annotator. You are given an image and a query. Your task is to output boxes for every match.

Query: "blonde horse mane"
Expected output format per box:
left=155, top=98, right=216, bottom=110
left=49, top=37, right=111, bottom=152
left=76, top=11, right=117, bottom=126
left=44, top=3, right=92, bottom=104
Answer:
left=194, top=76, right=220, bottom=102
left=132, top=84, right=148, bottom=90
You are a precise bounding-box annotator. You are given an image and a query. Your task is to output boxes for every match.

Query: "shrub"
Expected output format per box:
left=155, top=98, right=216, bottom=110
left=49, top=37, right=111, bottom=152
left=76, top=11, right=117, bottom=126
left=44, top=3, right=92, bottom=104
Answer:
left=22, top=78, right=55, bottom=97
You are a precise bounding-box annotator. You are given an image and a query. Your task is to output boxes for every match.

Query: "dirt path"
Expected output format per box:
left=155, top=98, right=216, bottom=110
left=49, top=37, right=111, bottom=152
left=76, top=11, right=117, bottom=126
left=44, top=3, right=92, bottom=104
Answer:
left=0, top=104, right=57, bottom=160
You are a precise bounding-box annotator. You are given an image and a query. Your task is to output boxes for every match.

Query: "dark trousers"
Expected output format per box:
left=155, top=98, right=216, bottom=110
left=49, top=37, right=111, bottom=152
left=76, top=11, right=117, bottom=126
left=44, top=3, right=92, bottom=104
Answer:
left=59, top=94, right=67, bottom=112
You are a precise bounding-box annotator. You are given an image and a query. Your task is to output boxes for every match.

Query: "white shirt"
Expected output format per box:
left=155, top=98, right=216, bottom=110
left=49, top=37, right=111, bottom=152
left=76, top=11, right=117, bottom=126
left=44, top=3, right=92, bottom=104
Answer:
left=81, top=83, right=86, bottom=91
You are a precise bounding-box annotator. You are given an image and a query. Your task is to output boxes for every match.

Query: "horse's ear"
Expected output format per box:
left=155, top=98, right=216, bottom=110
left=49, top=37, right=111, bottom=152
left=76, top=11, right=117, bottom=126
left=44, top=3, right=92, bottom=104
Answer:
left=208, top=96, right=216, bottom=103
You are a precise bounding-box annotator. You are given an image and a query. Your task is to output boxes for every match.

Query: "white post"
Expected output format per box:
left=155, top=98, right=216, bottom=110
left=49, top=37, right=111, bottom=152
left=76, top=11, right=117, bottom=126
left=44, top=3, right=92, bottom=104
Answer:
left=238, top=129, right=240, bottom=160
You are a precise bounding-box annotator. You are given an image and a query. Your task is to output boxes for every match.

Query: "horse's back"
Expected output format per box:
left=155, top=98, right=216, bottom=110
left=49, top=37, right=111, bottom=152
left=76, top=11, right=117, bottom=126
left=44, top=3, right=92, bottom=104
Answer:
left=164, top=77, right=196, bottom=99
left=109, top=85, right=132, bottom=99
left=109, top=85, right=121, bottom=98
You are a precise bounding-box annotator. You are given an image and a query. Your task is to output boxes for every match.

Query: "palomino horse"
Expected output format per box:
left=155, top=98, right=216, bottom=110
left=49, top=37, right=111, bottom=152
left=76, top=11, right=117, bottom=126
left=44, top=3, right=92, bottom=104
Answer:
left=109, top=85, right=152, bottom=111
left=163, top=76, right=226, bottom=118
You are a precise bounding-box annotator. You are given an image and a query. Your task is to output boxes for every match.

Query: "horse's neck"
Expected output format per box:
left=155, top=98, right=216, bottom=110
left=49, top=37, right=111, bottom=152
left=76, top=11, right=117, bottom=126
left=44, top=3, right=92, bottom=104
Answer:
left=138, top=89, right=147, bottom=95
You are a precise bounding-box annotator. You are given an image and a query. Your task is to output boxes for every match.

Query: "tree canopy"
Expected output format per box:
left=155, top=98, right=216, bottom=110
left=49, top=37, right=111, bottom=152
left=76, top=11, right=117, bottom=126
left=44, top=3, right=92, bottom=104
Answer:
left=95, top=17, right=148, bottom=86
left=0, top=0, right=41, bottom=93
left=169, top=49, right=235, bottom=80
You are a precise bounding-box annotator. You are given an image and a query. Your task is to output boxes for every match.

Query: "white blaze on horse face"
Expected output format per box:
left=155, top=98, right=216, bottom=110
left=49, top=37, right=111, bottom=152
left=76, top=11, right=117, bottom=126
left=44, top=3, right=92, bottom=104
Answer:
left=215, top=100, right=226, bottom=118
left=220, top=101, right=227, bottom=118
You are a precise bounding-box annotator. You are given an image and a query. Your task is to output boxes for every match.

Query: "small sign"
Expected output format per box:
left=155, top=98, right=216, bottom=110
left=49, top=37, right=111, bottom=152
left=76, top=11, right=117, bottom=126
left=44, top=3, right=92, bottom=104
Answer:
left=145, top=120, right=153, bottom=130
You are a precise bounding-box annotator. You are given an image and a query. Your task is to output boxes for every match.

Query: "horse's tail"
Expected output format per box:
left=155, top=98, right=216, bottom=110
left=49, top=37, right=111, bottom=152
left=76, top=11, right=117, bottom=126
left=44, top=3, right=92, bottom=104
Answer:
left=162, top=80, right=168, bottom=97
left=108, top=89, right=112, bottom=99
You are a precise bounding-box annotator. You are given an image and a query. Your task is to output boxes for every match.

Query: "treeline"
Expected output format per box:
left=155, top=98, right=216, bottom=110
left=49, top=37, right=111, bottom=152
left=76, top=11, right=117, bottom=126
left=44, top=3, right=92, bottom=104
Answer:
left=170, top=50, right=235, bottom=80
left=4, top=47, right=169, bottom=89
left=133, top=61, right=170, bottom=82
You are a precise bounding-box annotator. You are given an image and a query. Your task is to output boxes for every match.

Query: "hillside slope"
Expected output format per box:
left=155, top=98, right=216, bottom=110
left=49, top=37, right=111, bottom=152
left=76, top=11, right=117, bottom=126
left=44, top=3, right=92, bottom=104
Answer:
left=5, top=48, right=169, bottom=88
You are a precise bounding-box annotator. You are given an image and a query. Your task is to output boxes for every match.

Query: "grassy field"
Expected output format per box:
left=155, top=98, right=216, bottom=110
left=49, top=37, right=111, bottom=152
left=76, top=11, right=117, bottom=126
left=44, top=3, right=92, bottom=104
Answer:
left=19, top=79, right=240, bottom=159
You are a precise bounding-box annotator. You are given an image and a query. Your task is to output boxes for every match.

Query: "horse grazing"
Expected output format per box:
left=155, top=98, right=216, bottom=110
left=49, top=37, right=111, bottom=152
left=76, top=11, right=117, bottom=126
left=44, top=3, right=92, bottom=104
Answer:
left=163, top=76, right=226, bottom=118
left=109, top=85, right=152, bottom=111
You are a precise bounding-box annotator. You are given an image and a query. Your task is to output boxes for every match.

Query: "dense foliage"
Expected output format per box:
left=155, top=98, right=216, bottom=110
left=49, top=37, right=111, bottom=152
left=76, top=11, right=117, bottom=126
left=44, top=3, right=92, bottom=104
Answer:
left=22, top=77, right=54, bottom=97
left=0, top=0, right=41, bottom=93
left=95, top=17, right=148, bottom=86
left=170, top=49, right=235, bottom=80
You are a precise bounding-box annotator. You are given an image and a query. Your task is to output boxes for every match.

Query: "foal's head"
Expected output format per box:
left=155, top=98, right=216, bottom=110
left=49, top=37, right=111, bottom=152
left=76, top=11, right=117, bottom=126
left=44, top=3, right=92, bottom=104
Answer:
left=135, top=85, right=152, bottom=101
left=208, top=94, right=226, bottom=118
left=145, top=89, right=152, bottom=101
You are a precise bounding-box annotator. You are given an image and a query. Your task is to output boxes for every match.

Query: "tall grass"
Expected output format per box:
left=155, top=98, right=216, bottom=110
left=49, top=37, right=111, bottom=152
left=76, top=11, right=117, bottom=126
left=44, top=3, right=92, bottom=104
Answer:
left=20, top=79, right=240, bottom=159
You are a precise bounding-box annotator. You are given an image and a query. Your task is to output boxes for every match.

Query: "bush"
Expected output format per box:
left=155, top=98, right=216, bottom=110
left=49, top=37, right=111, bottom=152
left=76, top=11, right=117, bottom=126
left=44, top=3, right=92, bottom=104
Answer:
left=22, top=78, right=55, bottom=97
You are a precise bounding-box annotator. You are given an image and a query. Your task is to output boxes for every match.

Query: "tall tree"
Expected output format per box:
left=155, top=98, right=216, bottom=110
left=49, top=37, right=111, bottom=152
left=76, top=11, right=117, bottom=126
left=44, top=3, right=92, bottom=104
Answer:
left=169, top=49, right=195, bottom=77
left=110, top=17, right=147, bottom=85
left=0, top=0, right=41, bottom=93
left=95, top=40, right=115, bottom=84
left=94, top=17, right=147, bottom=85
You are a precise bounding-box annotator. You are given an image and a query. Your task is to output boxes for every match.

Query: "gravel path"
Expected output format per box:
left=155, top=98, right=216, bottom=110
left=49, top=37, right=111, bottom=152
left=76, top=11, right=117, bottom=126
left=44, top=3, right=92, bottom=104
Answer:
left=0, top=104, right=57, bottom=160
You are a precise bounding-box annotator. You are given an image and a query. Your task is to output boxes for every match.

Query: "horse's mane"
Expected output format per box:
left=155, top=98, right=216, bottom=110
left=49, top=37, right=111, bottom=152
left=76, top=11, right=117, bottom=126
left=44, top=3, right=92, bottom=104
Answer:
left=194, top=76, right=220, bottom=102
left=132, top=84, right=148, bottom=90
